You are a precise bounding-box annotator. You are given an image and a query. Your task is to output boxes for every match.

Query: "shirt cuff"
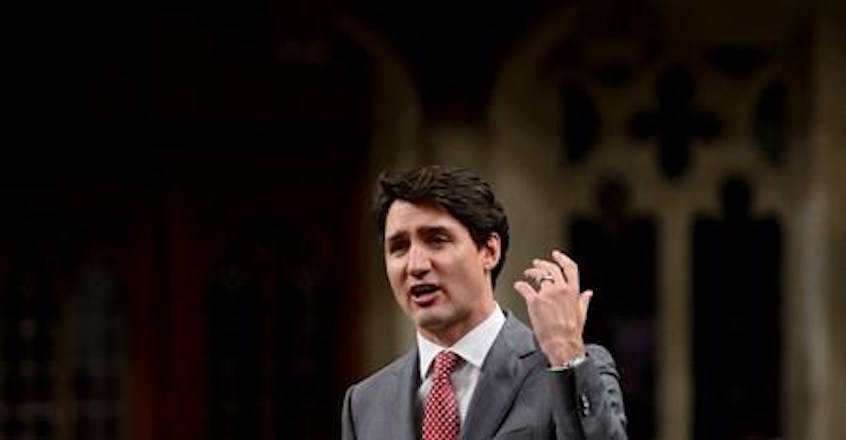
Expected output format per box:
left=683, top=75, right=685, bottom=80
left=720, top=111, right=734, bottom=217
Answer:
left=547, top=353, right=587, bottom=371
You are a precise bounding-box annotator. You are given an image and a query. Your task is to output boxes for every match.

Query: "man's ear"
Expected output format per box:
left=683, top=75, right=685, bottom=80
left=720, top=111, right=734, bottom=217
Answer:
left=481, top=232, right=501, bottom=272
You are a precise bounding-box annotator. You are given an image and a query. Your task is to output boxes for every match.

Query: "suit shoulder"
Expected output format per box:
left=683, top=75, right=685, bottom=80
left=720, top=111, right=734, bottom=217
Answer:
left=347, top=350, right=416, bottom=396
left=585, top=344, right=613, bottom=363
left=586, top=344, right=620, bottom=374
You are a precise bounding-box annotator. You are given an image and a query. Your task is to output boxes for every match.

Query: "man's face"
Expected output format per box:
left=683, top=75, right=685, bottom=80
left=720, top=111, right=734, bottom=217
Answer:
left=383, top=199, right=499, bottom=345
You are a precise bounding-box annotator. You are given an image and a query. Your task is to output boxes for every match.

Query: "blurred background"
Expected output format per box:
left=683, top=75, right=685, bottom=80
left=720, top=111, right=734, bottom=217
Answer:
left=2, top=0, right=844, bottom=439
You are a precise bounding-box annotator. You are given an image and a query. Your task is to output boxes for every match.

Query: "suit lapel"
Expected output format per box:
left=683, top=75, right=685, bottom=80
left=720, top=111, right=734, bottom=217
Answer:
left=461, top=314, right=539, bottom=440
left=391, top=349, right=420, bottom=440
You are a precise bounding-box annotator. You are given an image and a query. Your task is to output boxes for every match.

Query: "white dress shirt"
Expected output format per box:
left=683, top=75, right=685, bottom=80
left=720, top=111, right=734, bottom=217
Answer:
left=416, top=303, right=506, bottom=423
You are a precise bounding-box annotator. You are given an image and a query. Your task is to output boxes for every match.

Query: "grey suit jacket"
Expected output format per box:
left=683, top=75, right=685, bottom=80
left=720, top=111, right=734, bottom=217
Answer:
left=342, top=313, right=627, bottom=439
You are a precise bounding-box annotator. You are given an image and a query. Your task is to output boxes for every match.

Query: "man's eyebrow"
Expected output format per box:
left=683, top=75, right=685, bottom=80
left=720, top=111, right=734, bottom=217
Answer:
left=385, top=231, right=408, bottom=244
left=420, top=225, right=451, bottom=236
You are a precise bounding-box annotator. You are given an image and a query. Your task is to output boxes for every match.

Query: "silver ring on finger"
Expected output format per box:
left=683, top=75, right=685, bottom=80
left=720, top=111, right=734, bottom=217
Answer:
left=538, top=273, right=556, bottom=285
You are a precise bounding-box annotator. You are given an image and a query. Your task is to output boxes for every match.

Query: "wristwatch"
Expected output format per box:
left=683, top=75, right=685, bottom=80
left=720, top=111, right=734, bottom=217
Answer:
left=548, top=353, right=587, bottom=372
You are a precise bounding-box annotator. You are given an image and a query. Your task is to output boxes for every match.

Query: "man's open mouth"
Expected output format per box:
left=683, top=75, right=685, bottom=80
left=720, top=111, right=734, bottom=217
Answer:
left=411, top=284, right=439, bottom=296
left=410, top=284, right=440, bottom=304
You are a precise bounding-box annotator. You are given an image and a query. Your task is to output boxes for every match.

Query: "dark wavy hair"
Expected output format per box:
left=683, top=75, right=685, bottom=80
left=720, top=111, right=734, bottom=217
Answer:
left=373, top=165, right=510, bottom=288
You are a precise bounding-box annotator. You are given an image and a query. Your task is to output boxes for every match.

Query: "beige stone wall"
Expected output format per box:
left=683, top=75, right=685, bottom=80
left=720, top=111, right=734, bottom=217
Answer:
left=785, top=10, right=846, bottom=440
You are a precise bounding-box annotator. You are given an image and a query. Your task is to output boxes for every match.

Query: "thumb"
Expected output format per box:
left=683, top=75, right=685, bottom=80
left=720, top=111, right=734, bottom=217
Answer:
left=580, top=289, right=593, bottom=317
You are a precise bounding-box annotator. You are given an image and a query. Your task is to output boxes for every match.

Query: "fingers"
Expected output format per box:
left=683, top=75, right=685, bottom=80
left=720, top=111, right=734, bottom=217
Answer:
left=531, top=259, right=565, bottom=284
left=550, top=250, right=579, bottom=287
left=523, top=267, right=553, bottom=288
left=519, top=251, right=590, bottom=309
left=522, top=267, right=548, bottom=279
left=513, top=280, right=539, bottom=303
left=531, top=250, right=579, bottom=291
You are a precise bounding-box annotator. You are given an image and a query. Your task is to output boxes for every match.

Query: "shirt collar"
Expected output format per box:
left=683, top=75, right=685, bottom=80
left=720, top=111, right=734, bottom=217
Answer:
left=417, top=303, right=506, bottom=380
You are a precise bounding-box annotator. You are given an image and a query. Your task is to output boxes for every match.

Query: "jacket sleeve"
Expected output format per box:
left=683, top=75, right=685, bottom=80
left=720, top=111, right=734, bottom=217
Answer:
left=550, top=344, right=628, bottom=439
left=341, top=385, right=357, bottom=440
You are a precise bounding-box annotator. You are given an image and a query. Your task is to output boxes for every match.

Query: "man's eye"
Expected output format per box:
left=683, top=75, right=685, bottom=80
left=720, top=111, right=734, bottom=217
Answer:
left=432, top=234, right=449, bottom=244
left=389, top=242, right=408, bottom=254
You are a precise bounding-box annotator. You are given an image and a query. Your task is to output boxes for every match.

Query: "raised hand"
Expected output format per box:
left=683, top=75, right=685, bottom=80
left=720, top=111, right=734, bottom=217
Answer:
left=513, top=250, right=593, bottom=366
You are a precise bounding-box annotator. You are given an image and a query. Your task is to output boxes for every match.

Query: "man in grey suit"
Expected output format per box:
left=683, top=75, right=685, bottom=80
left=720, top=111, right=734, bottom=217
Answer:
left=342, top=165, right=627, bottom=439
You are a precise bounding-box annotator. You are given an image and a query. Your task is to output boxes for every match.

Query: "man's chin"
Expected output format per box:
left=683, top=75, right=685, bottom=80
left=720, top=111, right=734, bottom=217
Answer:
left=413, top=308, right=454, bottom=333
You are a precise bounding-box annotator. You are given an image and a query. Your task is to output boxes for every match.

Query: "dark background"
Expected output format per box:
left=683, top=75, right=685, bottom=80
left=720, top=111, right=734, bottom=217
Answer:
left=3, top=0, right=843, bottom=439
left=5, top=1, right=561, bottom=438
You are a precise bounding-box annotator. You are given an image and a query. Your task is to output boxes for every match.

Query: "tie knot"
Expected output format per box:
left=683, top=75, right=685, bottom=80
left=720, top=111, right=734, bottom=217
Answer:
left=433, top=351, right=461, bottom=377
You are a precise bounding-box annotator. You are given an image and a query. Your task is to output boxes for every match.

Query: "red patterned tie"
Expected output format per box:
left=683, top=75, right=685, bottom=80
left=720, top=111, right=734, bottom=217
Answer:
left=423, top=351, right=462, bottom=440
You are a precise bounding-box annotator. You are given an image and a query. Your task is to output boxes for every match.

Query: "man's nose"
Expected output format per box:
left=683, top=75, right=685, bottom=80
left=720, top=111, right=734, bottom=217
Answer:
left=406, top=244, right=431, bottom=278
